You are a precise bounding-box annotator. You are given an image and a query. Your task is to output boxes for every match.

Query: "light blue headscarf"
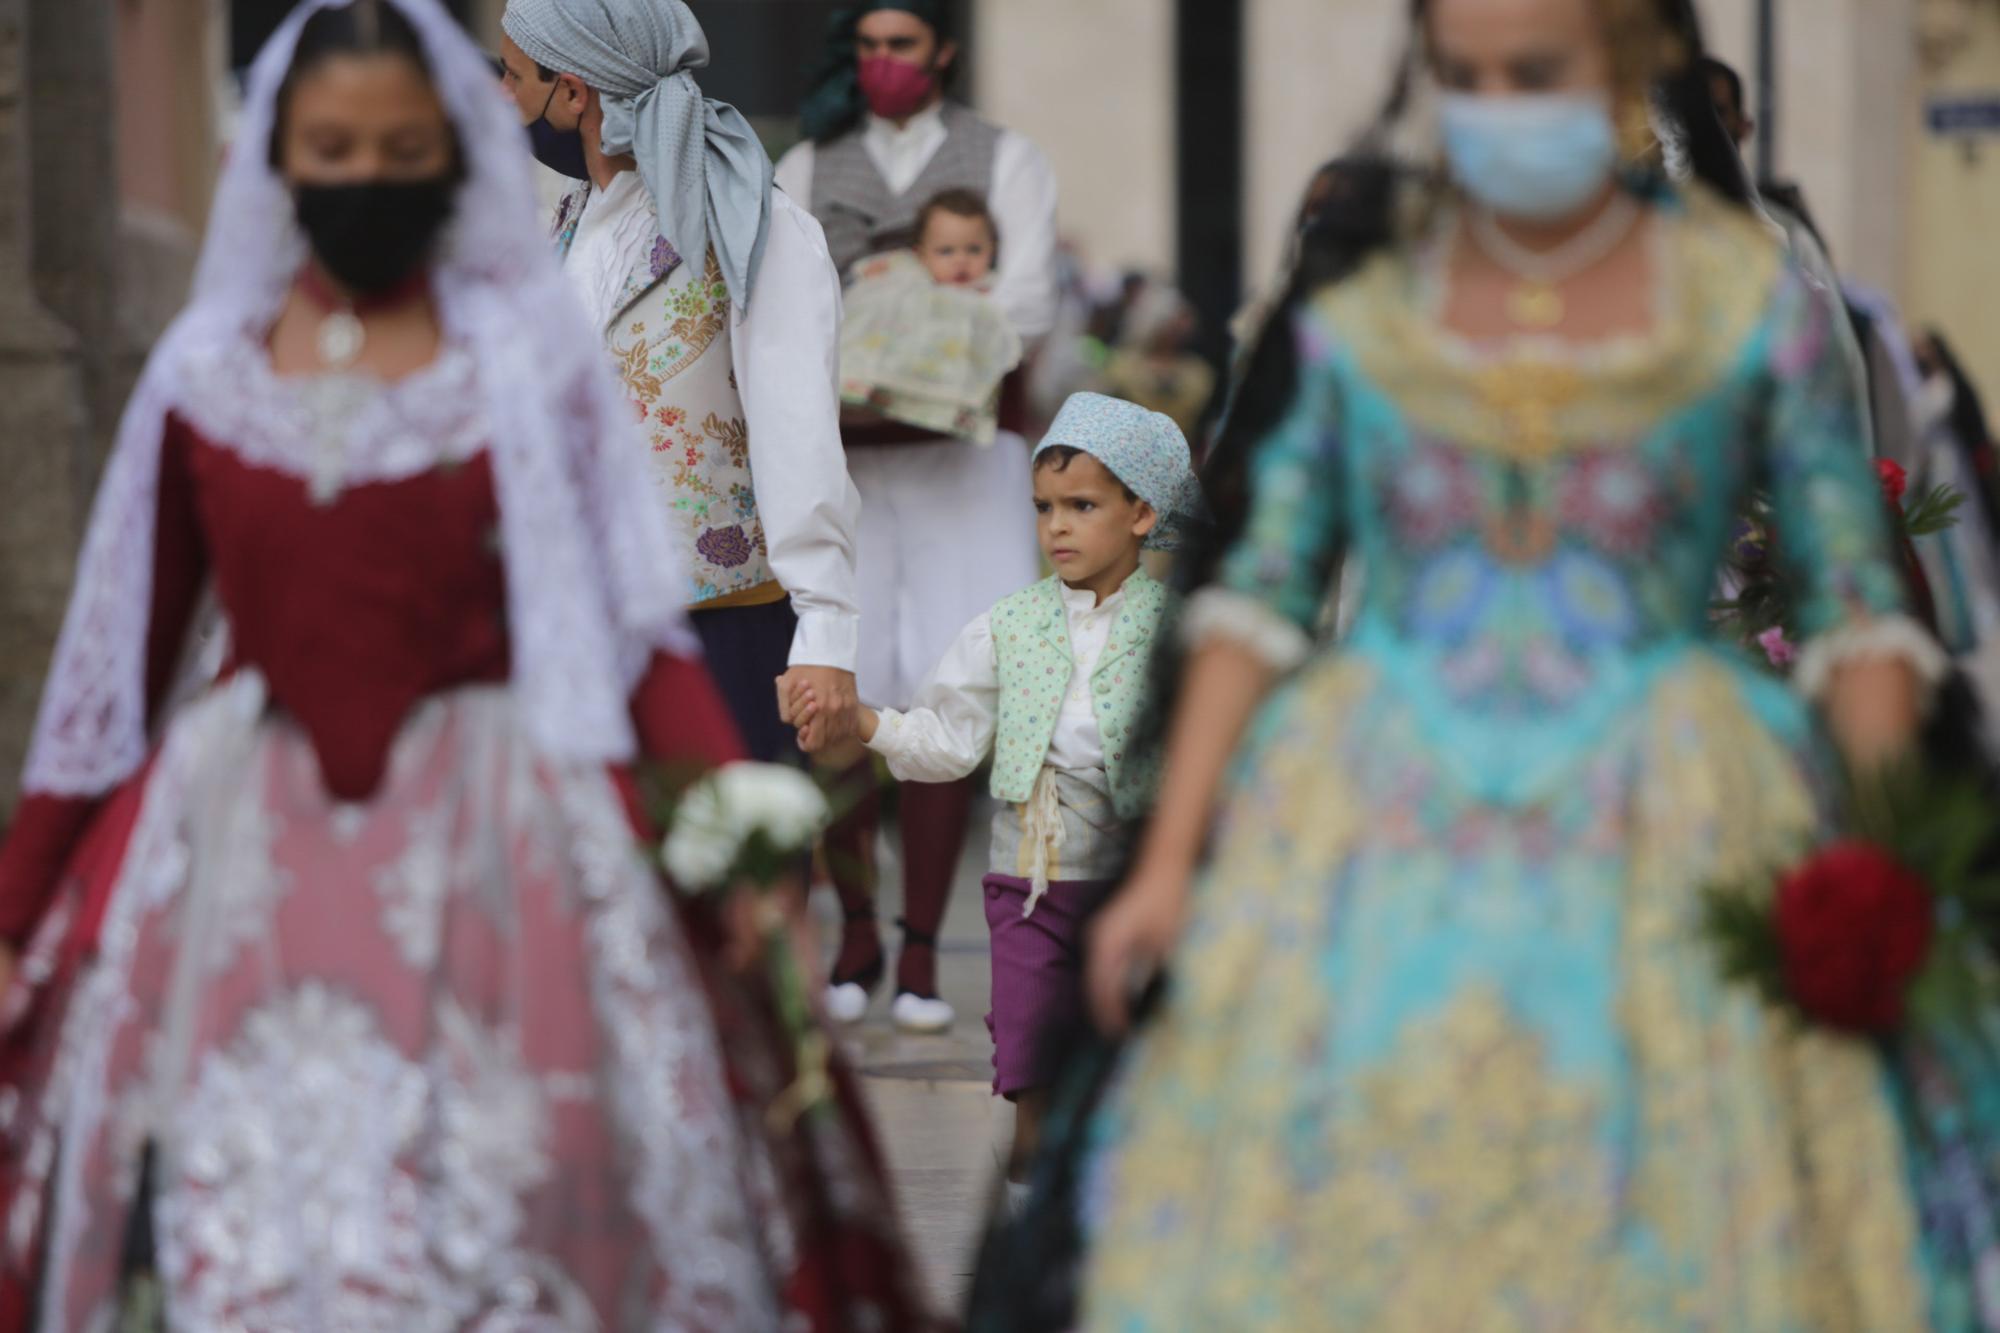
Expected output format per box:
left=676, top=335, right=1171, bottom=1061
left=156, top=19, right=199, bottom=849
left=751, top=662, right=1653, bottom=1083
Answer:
left=503, top=0, right=774, bottom=308
left=1036, top=393, right=1208, bottom=551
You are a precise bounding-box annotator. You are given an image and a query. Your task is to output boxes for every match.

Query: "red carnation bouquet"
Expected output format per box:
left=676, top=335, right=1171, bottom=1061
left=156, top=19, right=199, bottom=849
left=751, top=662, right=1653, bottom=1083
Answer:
left=1701, top=766, right=2000, bottom=1037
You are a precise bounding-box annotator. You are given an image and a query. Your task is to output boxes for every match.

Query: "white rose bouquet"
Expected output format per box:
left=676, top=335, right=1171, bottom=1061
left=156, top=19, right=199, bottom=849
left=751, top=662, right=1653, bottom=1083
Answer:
left=662, top=763, right=832, bottom=891
left=658, top=761, right=836, bottom=1132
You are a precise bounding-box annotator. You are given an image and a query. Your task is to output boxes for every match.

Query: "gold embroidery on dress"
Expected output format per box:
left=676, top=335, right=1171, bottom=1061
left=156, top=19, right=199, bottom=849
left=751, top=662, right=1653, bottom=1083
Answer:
left=1303, top=989, right=1652, bottom=1332
left=1323, top=187, right=1783, bottom=465
left=1085, top=660, right=1371, bottom=1326
left=1084, top=654, right=1934, bottom=1331
left=1470, top=361, right=1586, bottom=463
left=1620, top=660, right=1929, bottom=1332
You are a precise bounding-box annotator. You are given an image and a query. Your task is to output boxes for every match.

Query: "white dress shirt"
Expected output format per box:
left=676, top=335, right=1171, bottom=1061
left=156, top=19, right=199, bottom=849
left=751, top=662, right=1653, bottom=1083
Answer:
left=568, top=171, right=658, bottom=332
left=775, top=101, right=1061, bottom=343
left=869, top=580, right=1125, bottom=782
left=869, top=580, right=1132, bottom=900
left=564, top=170, right=863, bottom=673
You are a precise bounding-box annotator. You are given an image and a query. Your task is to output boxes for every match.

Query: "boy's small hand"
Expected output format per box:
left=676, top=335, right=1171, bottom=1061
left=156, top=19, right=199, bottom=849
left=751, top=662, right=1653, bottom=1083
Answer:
left=777, top=667, right=859, bottom=747
left=791, top=685, right=824, bottom=752
left=775, top=674, right=825, bottom=754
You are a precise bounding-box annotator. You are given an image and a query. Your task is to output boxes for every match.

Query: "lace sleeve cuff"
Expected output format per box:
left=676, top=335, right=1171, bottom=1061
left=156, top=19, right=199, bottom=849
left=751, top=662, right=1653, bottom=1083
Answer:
left=1181, top=588, right=1313, bottom=673
left=1793, top=614, right=1951, bottom=704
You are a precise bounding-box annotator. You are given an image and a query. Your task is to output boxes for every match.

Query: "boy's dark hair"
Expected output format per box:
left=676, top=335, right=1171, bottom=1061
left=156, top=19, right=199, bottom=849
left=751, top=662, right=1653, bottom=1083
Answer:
left=1034, top=445, right=1138, bottom=502
left=914, top=188, right=1001, bottom=260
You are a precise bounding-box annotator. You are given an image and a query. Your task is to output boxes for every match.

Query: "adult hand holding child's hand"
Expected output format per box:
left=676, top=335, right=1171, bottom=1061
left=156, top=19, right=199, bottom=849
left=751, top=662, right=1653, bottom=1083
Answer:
left=777, top=673, right=875, bottom=761
left=776, top=666, right=860, bottom=748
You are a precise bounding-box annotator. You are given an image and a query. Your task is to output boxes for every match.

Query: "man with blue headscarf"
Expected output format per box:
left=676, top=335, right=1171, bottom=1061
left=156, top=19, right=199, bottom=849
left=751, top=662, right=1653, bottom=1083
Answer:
left=498, top=0, right=864, bottom=761
left=775, top=4, right=1059, bottom=1034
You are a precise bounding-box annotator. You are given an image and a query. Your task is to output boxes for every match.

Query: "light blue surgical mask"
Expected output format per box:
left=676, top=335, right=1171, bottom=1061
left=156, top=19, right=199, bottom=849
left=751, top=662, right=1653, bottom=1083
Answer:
left=1439, top=92, right=1618, bottom=222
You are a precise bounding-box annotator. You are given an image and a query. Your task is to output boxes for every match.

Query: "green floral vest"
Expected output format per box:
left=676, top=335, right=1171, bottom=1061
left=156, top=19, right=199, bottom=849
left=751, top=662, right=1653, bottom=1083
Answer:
left=989, top=571, right=1173, bottom=820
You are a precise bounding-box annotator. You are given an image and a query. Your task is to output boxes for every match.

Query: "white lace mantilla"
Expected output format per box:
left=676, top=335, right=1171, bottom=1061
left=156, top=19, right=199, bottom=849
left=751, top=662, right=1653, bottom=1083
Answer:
left=20, top=0, right=699, bottom=799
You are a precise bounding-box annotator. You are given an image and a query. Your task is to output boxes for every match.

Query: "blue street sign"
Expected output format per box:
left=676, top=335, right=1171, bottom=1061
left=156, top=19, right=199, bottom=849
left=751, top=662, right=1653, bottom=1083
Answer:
left=1927, top=96, right=2000, bottom=136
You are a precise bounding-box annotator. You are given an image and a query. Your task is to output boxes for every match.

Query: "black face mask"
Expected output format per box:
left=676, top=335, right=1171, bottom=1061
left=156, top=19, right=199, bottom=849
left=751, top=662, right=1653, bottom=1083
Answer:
left=528, top=81, right=590, bottom=180
left=294, top=178, right=456, bottom=296
left=529, top=117, right=590, bottom=180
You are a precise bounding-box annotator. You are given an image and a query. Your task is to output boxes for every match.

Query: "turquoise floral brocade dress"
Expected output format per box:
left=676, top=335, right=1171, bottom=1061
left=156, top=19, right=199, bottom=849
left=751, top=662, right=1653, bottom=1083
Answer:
left=1078, top=188, right=1998, bottom=1331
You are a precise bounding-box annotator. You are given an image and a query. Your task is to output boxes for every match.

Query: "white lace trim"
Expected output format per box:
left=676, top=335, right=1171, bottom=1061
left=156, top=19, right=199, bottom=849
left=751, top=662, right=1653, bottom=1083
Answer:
left=1793, top=613, right=1951, bottom=704
left=34, top=682, right=783, bottom=1326
left=174, top=329, right=488, bottom=497
left=1181, top=587, right=1314, bottom=673
left=20, top=0, right=698, bottom=799
left=554, top=767, right=783, bottom=1327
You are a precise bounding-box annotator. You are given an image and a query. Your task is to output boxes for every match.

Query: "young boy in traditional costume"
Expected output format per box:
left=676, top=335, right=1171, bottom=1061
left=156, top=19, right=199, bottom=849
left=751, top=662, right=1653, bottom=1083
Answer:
left=778, top=1, right=1060, bottom=1032
left=789, top=392, right=1202, bottom=1184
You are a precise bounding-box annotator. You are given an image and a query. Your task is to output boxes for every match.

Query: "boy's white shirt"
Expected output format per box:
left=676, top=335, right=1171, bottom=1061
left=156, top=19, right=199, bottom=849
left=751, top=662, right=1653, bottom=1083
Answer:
left=867, top=578, right=1129, bottom=783
left=869, top=574, right=1137, bottom=908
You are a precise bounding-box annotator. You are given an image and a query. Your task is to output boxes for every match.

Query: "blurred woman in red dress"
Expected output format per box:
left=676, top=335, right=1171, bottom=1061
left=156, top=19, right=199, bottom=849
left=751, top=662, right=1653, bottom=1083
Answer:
left=0, top=1, right=927, bottom=1328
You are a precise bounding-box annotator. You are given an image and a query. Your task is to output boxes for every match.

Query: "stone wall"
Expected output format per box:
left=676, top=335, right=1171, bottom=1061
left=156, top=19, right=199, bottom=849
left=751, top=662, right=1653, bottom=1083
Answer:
left=1242, top=0, right=1400, bottom=299
left=973, top=0, right=1177, bottom=278
left=0, top=0, right=162, bottom=815
left=1701, top=0, right=1918, bottom=302
left=977, top=1, right=1927, bottom=322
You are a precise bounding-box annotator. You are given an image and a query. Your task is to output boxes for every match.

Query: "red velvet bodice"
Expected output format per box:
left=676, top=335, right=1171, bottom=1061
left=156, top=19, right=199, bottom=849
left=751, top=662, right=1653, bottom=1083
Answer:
left=176, top=420, right=512, bottom=801
left=0, top=412, right=745, bottom=944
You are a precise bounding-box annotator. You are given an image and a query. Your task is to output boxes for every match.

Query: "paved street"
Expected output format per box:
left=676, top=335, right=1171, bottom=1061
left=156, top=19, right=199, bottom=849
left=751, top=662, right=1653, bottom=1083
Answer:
left=813, top=802, right=1013, bottom=1319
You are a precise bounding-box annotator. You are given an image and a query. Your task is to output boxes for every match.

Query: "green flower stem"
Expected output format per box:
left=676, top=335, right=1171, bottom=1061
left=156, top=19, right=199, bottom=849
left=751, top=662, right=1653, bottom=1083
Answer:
left=762, top=916, right=834, bottom=1137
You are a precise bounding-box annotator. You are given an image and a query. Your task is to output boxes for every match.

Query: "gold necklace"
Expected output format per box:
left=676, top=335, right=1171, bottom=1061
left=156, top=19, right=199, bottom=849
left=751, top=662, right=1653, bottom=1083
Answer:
left=1468, top=195, right=1641, bottom=330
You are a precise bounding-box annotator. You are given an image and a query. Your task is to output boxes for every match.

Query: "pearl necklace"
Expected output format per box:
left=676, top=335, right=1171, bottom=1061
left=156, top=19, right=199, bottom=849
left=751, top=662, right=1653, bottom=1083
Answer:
left=1468, top=194, right=1642, bottom=329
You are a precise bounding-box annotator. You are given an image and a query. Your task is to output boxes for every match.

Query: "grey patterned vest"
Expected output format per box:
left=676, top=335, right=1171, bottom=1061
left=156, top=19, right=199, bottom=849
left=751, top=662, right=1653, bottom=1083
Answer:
left=809, top=101, right=1003, bottom=277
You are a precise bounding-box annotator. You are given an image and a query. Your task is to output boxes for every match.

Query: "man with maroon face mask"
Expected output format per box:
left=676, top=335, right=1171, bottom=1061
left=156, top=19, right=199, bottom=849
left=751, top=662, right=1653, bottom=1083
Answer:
left=777, top=2, right=1059, bottom=1036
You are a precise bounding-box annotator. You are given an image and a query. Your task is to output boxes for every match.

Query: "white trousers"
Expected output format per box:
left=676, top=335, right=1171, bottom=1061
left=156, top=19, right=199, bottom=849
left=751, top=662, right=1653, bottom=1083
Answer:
left=849, top=433, right=1041, bottom=709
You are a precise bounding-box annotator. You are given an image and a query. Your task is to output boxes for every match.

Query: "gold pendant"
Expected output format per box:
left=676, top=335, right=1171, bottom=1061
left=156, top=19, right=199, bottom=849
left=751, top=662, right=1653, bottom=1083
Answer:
left=1506, top=282, right=1565, bottom=329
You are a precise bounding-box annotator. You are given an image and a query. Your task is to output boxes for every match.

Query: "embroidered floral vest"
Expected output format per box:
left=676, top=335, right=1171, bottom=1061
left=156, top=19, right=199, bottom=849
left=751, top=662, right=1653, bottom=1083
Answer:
left=552, top=184, right=773, bottom=606
left=989, top=571, right=1173, bottom=820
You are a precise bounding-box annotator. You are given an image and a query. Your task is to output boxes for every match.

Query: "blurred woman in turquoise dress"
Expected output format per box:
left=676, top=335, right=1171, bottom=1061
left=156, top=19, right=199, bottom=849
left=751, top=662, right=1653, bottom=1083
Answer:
left=1042, top=0, right=1992, bottom=1328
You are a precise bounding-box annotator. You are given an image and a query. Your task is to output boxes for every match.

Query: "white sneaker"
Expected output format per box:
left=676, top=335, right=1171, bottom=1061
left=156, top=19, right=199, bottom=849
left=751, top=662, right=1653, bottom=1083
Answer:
left=890, top=992, right=956, bottom=1033
left=824, top=982, right=871, bottom=1025
left=1004, top=1181, right=1031, bottom=1218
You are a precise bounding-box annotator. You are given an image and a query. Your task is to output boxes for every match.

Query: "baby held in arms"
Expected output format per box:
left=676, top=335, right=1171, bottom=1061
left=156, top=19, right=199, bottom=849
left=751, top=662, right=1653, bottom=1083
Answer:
left=838, top=189, right=1024, bottom=445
